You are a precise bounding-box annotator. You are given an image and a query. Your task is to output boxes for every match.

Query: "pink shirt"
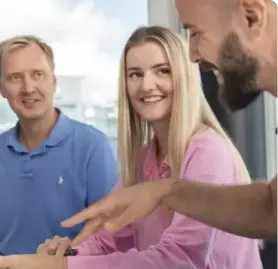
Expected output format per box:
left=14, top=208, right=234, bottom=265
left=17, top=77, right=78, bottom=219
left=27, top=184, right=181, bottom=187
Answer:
left=68, top=128, right=263, bottom=269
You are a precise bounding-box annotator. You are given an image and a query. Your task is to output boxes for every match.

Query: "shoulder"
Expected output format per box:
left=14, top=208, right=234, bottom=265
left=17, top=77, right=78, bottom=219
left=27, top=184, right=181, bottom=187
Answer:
left=0, top=127, right=15, bottom=143
left=64, top=118, right=115, bottom=159
left=186, top=128, right=233, bottom=161
left=0, top=128, right=11, bottom=138
left=68, top=118, right=108, bottom=139
left=191, top=127, right=230, bottom=149
left=67, top=118, right=111, bottom=146
left=181, top=128, right=237, bottom=184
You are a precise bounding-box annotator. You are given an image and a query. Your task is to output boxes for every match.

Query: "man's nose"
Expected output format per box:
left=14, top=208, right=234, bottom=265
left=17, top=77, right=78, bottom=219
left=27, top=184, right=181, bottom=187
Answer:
left=189, top=41, right=201, bottom=64
left=22, top=75, right=35, bottom=93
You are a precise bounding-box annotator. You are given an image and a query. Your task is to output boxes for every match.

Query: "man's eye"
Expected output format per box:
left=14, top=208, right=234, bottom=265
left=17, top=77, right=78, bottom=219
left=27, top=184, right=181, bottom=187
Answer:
left=9, top=75, right=20, bottom=81
left=33, top=71, right=43, bottom=79
left=190, top=31, right=198, bottom=38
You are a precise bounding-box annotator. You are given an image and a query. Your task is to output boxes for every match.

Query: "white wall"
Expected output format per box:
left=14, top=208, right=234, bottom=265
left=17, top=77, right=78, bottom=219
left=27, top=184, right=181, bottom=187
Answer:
left=147, top=0, right=181, bottom=33
left=263, top=93, right=277, bottom=178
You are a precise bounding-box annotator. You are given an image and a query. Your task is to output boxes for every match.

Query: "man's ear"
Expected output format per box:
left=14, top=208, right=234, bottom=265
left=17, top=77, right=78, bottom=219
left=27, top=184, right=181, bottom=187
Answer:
left=238, top=0, right=267, bottom=39
left=0, top=80, right=6, bottom=98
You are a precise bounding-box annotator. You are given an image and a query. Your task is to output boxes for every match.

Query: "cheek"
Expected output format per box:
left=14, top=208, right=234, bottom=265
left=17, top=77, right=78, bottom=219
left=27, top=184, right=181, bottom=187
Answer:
left=3, top=86, right=20, bottom=101
left=190, top=37, right=199, bottom=52
left=199, top=35, right=222, bottom=64
left=190, top=32, right=211, bottom=55
left=198, top=37, right=211, bottom=55
left=160, top=77, right=173, bottom=95
left=126, top=81, right=140, bottom=100
left=38, top=82, right=54, bottom=98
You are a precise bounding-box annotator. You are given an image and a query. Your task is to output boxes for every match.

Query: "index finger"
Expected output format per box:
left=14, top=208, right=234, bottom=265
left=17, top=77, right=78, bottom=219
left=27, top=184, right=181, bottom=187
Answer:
left=61, top=202, right=102, bottom=228
left=71, top=214, right=107, bottom=246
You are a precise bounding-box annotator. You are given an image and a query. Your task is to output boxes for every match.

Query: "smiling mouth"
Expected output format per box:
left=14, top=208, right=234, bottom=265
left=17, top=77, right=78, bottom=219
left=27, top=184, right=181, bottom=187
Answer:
left=22, top=100, right=39, bottom=106
left=140, top=95, right=166, bottom=103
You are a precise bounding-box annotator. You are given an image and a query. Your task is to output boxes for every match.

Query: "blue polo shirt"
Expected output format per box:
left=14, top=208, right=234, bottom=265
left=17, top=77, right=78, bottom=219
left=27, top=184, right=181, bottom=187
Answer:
left=0, top=112, right=118, bottom=254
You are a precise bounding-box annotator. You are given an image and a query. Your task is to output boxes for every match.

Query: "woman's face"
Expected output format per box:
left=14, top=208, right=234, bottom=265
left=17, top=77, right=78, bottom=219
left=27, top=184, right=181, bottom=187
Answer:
left=126, top=42, right=174, bottom=123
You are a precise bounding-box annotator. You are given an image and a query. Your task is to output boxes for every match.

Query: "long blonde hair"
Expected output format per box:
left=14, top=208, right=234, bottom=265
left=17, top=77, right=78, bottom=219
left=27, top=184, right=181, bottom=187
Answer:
left=118, top=26, right=250, bottom=188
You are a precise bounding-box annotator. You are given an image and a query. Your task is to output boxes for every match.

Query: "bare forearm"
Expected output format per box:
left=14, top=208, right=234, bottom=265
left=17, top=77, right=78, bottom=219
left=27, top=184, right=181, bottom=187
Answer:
left=0, top=255, right=68, bottom=269
left=163, top=178, right=277, bottom=239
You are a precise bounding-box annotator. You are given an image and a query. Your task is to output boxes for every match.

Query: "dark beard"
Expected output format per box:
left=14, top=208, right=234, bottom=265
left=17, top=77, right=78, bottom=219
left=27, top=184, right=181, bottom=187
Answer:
left=218, top=32, right=262, bottom=111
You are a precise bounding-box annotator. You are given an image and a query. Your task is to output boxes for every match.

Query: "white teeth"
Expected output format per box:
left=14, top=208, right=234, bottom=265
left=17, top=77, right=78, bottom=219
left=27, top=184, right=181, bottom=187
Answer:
left=142, top=96, right=164, bottom=103
left=212, top=69, right=224, bottom=85
left=212, top=69, right=219, bottom=75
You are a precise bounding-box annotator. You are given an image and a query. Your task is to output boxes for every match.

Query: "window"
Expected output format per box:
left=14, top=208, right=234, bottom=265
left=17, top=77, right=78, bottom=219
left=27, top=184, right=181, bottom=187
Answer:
left=0, top=0, right=148, bottom=146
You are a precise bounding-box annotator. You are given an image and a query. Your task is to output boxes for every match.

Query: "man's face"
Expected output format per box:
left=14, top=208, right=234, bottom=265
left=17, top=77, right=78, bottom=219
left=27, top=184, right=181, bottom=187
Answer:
left=175, top=0, right=263, bottom=111
left=0, top=43, right=56, bottom=120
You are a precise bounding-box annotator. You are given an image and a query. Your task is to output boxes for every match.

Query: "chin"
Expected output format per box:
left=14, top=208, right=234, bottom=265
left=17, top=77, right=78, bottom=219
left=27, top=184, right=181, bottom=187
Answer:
left=18, top=111, right=45, bottom=120
left=143, top=115, right=169, bottom=124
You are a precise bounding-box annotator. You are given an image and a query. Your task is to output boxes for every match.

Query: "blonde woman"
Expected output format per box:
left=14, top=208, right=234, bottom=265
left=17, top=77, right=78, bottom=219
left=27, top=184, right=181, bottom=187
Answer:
left=0, top=26, right=263, bottom=269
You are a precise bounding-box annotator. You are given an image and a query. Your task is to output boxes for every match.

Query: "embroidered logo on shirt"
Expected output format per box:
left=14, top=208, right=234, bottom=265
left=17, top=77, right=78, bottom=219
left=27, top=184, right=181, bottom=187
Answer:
left=58, top=176, right=64, bottom=185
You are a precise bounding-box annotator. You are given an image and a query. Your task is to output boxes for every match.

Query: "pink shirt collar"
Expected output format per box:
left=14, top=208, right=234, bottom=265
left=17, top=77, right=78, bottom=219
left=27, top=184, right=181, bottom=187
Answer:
left=143, top=137, right=170, bottom=179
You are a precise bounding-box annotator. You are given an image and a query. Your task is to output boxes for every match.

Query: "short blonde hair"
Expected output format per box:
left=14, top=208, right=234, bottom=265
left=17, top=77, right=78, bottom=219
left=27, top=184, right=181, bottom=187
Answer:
left=0, top=35, right=55, bottom=76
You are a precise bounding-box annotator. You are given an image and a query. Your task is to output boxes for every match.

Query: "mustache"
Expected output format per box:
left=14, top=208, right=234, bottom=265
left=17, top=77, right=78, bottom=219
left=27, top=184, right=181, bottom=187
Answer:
left=199, top=61, right=217, bottom=72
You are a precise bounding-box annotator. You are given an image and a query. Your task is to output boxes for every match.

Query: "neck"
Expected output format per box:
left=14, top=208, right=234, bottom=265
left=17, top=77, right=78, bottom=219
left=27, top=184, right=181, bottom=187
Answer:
left=151, top=119, right=170, bottom=162
left=18, top=108, right=58, bottom=151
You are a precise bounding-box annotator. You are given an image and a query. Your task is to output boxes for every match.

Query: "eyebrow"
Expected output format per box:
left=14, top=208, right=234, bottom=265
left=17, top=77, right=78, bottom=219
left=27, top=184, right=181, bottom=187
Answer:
left=7, top=69, right=44, bottom=75
left=127, top=63, right=169, bottom=71
left=6, top=71, right=21, bottom=77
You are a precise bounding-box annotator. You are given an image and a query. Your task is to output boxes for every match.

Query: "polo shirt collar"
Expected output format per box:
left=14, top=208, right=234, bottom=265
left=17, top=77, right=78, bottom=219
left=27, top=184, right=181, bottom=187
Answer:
left=45, top=110, right=71, bottom=147
left=6, top=109, right=71, bottom=152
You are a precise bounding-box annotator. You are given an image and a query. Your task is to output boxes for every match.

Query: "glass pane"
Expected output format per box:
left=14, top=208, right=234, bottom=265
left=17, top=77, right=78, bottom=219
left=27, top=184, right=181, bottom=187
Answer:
left=0, top=0, right=148, bottom=146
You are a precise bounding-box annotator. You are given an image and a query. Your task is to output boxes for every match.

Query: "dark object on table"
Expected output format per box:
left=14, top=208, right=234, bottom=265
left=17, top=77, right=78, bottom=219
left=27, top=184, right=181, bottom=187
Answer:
left=64, top=249, right=78, bottom=256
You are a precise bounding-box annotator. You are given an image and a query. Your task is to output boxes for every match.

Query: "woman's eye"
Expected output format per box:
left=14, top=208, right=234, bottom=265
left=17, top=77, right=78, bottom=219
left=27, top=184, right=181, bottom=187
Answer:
left=128, top=72, right=141, bottom=78
left=158, top=68, right=170, bottom=75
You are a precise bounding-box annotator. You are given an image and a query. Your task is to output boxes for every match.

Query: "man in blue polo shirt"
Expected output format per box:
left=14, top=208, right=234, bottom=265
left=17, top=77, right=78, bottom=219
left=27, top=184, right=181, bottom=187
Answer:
left=0, top=35, right=117, bottom=254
